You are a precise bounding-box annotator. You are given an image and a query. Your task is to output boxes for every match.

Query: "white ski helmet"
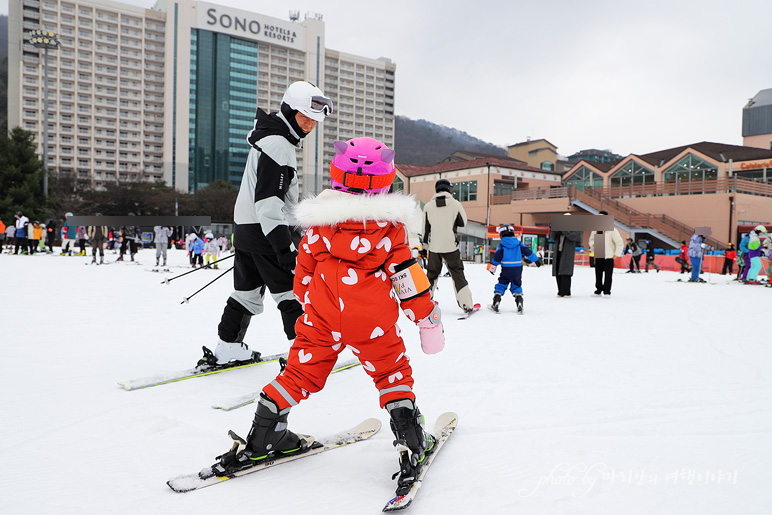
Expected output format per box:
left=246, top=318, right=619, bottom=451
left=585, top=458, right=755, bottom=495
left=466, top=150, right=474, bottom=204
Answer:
left=281, top=81, right=333, bottom=122
left=754, top=225, right=767, bottom=233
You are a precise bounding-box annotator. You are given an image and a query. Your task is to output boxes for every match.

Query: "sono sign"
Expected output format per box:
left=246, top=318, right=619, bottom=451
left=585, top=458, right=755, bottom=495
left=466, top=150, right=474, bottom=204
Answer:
left=197, top=2, right=304, bottom=50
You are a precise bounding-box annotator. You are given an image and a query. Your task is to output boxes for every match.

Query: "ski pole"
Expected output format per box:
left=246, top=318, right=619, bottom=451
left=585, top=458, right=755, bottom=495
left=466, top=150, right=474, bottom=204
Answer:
left=162, top=253, right=234, bottom=284
left=181, top=266, right=233, bottom=304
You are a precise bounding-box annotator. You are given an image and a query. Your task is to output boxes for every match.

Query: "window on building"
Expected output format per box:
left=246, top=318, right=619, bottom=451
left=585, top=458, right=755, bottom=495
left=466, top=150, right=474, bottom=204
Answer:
left=610, top=160, right=655, bottom=188
left=662, top=154, right=718, bottom=185
left=493, top=180, right=515, bottom=197
left=452, top=180, right=478, bottom=202
left=564, top=166, right=603, bottom=191
left=540, top=161, right=555, bottom=172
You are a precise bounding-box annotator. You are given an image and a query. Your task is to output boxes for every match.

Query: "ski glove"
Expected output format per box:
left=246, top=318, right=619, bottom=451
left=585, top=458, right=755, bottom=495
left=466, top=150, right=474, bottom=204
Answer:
left=416, top=303, right=444, bottom=354
left=277, top=248, right=298, bottom=272
left=487, top=263, right=497, bottom=275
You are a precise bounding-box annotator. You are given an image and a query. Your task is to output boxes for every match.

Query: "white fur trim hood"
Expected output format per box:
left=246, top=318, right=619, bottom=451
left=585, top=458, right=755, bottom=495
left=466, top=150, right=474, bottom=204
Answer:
left=293, top=189, right=421, bottom=229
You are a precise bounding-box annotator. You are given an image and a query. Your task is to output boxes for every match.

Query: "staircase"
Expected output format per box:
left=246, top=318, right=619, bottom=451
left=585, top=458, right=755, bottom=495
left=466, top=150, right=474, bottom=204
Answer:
left=568, top=187, right=726, bottom=250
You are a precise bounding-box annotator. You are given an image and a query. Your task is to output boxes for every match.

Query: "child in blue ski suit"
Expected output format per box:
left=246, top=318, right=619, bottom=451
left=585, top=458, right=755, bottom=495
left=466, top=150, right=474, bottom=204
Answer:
left=487, top=225, right=541, bottom=312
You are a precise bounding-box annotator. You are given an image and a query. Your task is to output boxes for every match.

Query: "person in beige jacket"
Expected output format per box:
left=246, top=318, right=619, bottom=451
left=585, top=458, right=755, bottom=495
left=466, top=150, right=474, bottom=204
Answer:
left=588, top=211, right=624, bottom=296
left=422, top=178, right=475, bottom=313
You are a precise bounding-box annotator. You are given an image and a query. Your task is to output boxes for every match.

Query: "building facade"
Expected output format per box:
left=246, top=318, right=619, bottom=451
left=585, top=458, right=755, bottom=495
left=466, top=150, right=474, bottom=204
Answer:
left=7, top=0, right=396, bottom=194
left=743, top=88, right=772, bottom=151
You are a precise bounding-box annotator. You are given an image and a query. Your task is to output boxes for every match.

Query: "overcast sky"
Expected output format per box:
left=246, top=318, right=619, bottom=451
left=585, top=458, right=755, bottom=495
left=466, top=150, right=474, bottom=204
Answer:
left=6, top=0, right=772, bottom=157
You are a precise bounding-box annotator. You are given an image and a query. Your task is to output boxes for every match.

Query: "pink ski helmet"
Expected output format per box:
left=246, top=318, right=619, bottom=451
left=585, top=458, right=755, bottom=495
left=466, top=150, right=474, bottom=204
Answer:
left=330, top=137, right=396, bottom=195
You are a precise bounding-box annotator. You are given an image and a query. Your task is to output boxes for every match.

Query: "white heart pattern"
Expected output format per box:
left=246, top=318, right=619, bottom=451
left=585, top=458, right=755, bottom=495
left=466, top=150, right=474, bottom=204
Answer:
left=347, top=345, right=361, bottom=354
left=301, top=388, right=309, bottom=398
left=350, top=236, right=360, bottom=251
left=376, top=237, right=392, bottom=252
left=332, top=343, right=342, bottom=351
left=298, top=349, right=312, bottom=363
left=375, top=270, right=387, bottom=281
left=304, top=291, right=310, bottom=305
left=332, top=331, right=341, bottom=342
left=388, top=371, right=403, bottom=384
left=403, top=309, right=416, bottom=322
left=395, top=324, right=401, bottom=337
left=362, top=361, right=376, bottom=372
left=302, top=243, right=310, bottom=253
left=339, top=297, right=344, bottom=311
left=303, top=313, right=313, bottom=326
left=306, top=229, right=320, bottom=244
left=301, top=275, right=312, bottom=285
left=341, top=268, right=358, bottom=285
left=388, top=263, right=397, bottom=274
left=376, top=221, right=388, bottom=228
left=394, top=352, right=405, bottom=364
left=370, top=326, right=385, bottom=339
left=323, top=237, right=331, bottom=251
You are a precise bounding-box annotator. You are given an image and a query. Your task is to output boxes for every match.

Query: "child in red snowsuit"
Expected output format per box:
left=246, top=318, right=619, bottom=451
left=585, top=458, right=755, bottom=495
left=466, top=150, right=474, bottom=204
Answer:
left=208, top=137, right=445, bottom=496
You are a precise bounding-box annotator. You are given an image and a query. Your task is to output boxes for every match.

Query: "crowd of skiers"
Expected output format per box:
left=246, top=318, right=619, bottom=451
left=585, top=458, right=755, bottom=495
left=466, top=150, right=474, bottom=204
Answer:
left=1, top=211, right=231, bottom=268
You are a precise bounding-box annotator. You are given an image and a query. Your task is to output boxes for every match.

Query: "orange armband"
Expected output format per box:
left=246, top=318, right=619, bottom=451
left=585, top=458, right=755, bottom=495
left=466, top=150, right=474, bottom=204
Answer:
left=390, top=260, right=431, bottom=300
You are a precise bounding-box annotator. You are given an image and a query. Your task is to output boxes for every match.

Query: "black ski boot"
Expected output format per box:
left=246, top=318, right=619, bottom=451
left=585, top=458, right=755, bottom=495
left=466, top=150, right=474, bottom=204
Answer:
left=205, top=394, right=308, bottom=478
left=491, top=293, right=501, bottom=313
left=386, top=398, right=435, bottom=496
left=515, top=293, right=524, bottom=314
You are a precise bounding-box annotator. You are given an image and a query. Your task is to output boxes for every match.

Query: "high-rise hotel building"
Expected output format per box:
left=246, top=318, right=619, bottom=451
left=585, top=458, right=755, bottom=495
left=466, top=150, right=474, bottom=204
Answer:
left=7, top=0, right=396, bottom=194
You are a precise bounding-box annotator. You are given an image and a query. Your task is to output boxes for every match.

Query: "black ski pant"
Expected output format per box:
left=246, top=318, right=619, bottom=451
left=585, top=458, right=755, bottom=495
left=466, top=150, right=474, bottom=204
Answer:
left=14, top=236, right=27, bottom=254
left=78, top=238, right=86, bottom=254
left=218, top=248, right=302, bottom=344
left=92, top=240, right=105, bottom=257
left=120, top=238, right=137, bottom=257
left=722, top=258, right=733, bottom=275
left=629, top=255, right=641, bottom=271
left=555, top=275, right=572, bottom=296
left=594, top=258, right=615, bottom=294
left=645, top=258, right=660, bottom=272
left=425, top=249, right=474, bottom=309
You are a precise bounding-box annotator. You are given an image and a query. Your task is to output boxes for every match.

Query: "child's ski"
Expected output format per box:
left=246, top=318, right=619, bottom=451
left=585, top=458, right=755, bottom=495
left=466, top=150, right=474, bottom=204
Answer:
left=167, top=418, right=382, bottom=493
left=457, top=303, right=481, bottom=320
left=382, top=412, right=458, bottom=512
left=211, top=359, right=362, bottom=411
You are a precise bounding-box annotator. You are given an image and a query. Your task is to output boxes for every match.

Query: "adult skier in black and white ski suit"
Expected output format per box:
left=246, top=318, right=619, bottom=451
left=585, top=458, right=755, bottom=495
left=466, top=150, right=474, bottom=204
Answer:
left=200, top=81, right=333, bottom=367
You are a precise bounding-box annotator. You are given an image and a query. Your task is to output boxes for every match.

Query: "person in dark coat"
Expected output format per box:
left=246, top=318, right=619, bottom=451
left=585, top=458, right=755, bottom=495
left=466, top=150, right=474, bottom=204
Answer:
left=45, top=219, right=57, bottom=253
left=550, top=214, right=582, bottom=298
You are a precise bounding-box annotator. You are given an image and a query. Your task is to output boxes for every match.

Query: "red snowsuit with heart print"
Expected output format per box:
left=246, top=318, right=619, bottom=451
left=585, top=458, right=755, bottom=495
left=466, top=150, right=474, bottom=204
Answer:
left=262, top=190, right=434, bottom=410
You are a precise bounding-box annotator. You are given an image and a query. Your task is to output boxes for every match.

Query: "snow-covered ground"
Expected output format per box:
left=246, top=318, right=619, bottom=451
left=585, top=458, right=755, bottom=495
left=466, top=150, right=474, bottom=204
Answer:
left=2, top=248, right=770, bottom=515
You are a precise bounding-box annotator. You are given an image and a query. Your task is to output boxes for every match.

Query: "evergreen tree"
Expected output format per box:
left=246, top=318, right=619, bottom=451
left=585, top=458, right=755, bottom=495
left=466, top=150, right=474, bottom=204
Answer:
left=0, top=127, right=48, bottom=224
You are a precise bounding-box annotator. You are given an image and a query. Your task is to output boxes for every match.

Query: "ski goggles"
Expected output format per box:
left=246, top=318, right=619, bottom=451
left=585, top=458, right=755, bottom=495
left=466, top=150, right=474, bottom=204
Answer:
left=309, top=95, right=334, bottom=116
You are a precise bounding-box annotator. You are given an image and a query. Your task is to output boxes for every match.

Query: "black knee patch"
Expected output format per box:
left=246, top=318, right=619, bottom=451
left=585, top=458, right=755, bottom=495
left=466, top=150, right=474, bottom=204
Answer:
left=218, top=298, right=253, bottom=343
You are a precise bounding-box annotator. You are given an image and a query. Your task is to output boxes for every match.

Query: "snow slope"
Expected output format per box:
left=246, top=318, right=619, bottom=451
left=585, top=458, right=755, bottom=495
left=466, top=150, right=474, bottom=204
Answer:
left=1, top=249, right=770, bottom=514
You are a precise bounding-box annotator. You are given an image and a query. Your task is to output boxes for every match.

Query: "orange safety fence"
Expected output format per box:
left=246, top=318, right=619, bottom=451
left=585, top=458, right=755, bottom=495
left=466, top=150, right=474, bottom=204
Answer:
left=575, top=253, right=770, bottom=274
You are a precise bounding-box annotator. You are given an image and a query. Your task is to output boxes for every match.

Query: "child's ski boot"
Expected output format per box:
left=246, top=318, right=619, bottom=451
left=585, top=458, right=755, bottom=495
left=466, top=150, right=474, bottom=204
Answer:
left=386, top=398, right=435, bottom=496
left=515, top=293, right=524, bottom=314
left=490, top=293, right=501, bottom=313
left=205, top=394, right=309, bottom=478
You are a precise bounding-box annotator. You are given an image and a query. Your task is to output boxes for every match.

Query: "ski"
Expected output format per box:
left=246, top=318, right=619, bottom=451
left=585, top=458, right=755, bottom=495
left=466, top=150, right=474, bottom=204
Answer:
left=212, top=358, right=362, bottom=411
left=487, top=304, right=501, bottom=314
left=382, top=411, right=458, bottom=512
left=167, top=417, right=382, bottom=493
left=118, top=351, right=289, bottom=391
left=457, top=303, right=481, bottom=320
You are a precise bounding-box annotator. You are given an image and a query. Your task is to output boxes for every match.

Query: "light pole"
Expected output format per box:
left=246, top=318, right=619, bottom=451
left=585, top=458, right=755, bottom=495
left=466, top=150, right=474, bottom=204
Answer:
left=28, top=29, right=60, bottom=200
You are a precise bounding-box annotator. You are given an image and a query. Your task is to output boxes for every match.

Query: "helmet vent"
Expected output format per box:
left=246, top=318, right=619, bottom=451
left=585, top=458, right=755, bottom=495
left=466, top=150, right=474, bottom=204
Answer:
left=364, top=160, right=373, bottom=165
left=350, top=158, right=358, bottom=163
